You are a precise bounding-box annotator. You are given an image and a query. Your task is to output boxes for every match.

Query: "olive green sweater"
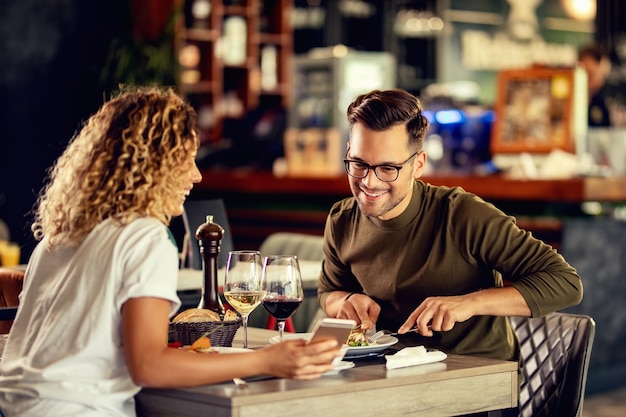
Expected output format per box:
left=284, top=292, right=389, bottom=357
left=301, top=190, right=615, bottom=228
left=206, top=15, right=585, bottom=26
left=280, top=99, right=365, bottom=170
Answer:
left=318, top=181, right=583, bottom=361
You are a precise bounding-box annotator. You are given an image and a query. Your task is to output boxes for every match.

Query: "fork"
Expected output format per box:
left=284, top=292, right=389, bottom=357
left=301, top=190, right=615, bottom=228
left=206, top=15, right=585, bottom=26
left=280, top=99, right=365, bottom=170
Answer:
left=367, top=327, right=430, bottom=344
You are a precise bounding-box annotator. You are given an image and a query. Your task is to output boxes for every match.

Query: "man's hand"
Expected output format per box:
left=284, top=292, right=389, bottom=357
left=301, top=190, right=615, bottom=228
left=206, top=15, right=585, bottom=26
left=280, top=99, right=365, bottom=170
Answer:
left=398, top=287, right=531, bottom=336
left=399, top=295, right=473, bottom=336
left=335, top=293, right=381, bottom=331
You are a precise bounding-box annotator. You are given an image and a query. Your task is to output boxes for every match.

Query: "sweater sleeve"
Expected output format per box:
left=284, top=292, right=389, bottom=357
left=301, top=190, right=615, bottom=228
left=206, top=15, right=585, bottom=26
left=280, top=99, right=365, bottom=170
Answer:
left=450, top=193, right=583, bottom=317
left=317, top=201, right=363, bottom=312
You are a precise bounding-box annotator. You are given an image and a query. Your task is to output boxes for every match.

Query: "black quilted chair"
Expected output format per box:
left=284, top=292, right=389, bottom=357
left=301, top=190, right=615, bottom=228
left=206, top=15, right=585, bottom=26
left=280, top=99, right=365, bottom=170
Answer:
left=510, top=312, right=596, bottom=417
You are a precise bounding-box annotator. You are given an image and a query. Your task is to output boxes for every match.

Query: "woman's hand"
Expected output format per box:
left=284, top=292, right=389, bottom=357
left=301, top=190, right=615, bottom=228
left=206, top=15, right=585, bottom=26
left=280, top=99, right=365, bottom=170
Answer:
left=257, top=339, right=341, bottom=380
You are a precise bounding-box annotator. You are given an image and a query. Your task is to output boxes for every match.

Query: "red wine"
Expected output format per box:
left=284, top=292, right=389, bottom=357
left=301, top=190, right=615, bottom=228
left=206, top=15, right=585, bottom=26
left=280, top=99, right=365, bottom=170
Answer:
left=262, top=297, right=302, bottom=320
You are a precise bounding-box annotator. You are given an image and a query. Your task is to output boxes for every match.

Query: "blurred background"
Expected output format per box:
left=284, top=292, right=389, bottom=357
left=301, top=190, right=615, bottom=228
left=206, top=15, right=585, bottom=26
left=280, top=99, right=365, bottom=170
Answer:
left=1, top=2, right=626, bottom=407
left=5, top=0, right=625, bottom=259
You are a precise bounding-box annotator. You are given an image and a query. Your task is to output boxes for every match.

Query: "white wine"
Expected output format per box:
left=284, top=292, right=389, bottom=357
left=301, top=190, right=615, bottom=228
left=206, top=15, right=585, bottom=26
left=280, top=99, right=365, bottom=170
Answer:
left=224, top=291, right=264, bottom=315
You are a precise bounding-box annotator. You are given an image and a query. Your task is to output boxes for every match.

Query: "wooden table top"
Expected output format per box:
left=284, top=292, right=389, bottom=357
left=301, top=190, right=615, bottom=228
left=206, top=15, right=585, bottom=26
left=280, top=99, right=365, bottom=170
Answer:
left=137, top=327, right=518, bottom=417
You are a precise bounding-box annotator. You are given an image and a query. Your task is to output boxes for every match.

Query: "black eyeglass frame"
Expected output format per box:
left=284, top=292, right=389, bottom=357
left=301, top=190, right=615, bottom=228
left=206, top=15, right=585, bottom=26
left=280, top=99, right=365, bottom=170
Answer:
left=343, top=151, right=420, bottom=182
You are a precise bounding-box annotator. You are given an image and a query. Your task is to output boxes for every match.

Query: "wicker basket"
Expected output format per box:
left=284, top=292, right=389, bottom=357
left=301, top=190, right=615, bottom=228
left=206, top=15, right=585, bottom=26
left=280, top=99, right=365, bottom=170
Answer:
left=169, top=318, right=242, bottom=347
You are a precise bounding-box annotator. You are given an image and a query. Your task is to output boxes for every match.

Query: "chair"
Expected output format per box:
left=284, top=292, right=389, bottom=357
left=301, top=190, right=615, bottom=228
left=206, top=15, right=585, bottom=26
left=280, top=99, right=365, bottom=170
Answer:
left=259, top=232, right=325, bottom=261
left=0, top=268, right=24, bottom=333
left=510, top=312, right=595, bottom=417
left=0, top=307, right=18, bottom=322
left=258, top=232, right=325, bottom=333
left=182, top=199, right=234, bottom=270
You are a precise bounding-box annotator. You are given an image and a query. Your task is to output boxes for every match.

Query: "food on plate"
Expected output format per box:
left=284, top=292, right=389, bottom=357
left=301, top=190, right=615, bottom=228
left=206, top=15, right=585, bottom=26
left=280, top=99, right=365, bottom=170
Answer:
left=347, top=327, right=369, bottom=347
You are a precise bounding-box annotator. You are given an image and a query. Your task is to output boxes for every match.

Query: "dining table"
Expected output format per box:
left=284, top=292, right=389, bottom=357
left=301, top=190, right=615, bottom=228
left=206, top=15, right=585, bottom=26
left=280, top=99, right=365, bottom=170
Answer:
left=135, top=327, right=519, bottom=417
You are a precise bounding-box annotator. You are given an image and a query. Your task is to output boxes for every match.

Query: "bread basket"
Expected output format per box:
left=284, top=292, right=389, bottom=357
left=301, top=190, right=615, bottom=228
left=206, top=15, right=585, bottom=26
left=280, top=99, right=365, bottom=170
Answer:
left=169, top=317, right=242, bottom=347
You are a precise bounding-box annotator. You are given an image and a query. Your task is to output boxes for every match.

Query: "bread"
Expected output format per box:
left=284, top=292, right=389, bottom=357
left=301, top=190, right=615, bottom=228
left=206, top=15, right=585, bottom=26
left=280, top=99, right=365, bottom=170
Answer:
left=224, top=309, right=239, bottom=321
left=172, top=308, right=221, bottom=323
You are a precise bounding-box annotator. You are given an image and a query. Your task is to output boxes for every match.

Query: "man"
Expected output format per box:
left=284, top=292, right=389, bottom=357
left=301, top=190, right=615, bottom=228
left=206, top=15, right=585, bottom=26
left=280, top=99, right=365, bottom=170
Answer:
left=318, top=89, right=583, bottom=363
left=578, top=43, right=612, bottom=127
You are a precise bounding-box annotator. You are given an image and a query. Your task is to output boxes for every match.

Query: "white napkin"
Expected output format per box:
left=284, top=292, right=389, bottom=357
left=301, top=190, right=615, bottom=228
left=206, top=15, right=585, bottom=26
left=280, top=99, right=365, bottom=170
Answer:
left=385, top=346, right=447, bottom=370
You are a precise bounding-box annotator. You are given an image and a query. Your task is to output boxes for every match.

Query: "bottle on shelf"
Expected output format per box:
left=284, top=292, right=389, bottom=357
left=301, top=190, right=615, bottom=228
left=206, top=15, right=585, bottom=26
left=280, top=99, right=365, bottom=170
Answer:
left=222, top=16, right=247, bottom=66
left=261, top=45, right=278, bottom=90
left=190, top=0, right=211, bottom=29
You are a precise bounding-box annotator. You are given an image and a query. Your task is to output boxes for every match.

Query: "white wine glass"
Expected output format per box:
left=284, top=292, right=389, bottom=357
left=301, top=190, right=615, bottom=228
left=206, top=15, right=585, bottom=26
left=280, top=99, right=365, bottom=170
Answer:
left=223, top=250, right=263, bottom=349
left=260, top=255, right=304, bottom=341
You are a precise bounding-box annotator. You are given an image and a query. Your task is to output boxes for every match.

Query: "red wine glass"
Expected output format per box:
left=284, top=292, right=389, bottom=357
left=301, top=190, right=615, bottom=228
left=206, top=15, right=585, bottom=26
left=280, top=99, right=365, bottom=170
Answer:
left=260, top=255, right=304, bottom=341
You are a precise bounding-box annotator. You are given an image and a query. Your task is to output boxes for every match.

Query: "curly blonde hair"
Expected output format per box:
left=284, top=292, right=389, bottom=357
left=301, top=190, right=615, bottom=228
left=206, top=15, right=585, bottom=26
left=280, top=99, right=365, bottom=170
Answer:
left=32, top=86, right=199, bottom=249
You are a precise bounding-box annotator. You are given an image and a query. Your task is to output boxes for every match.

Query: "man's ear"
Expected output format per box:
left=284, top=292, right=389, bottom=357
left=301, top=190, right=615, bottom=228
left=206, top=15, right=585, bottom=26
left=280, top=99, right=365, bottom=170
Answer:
left=413, top=151, right=427, bottom=179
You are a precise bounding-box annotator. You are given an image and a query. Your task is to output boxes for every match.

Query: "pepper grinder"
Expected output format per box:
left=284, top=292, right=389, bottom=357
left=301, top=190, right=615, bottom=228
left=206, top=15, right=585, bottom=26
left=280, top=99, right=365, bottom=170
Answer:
left=195, top=215, right=225, bottom=317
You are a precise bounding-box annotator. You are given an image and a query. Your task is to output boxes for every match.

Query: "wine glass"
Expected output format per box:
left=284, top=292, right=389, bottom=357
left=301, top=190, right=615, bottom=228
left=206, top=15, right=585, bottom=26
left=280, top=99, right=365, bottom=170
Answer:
left=260, top=255, right=304, bottom=341
left=223, top=250, right=264, bottom=348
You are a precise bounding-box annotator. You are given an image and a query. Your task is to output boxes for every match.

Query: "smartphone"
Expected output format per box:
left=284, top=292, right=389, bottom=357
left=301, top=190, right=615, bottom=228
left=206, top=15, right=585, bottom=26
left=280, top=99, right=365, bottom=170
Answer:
left=309, top=318, right=357, bottom=346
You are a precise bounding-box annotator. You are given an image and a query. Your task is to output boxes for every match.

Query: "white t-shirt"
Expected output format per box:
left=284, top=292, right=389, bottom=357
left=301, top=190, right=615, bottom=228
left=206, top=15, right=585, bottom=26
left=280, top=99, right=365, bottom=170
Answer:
left=0, top=217, right=181, bottom=416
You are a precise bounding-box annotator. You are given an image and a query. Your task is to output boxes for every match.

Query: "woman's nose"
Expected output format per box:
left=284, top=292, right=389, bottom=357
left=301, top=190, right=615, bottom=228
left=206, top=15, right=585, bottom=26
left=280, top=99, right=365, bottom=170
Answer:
left=191, top=164, right=202, bottom=183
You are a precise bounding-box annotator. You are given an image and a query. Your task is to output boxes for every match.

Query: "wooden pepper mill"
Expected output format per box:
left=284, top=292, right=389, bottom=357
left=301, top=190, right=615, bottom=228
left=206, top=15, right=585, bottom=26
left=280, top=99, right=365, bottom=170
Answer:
left=195, top=214, right=225, bottom=317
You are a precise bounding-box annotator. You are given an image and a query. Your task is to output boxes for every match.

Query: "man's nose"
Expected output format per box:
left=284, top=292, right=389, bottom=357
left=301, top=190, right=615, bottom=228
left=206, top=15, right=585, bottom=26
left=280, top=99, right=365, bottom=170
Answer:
left=361, top=168, right=381, bottom=186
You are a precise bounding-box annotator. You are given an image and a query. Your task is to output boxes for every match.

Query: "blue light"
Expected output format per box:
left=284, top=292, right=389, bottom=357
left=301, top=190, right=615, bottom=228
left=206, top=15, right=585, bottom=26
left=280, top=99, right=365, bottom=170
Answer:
left=435, top=110, right=464, bottom=125
left=482, top=109, right=495, bottom=123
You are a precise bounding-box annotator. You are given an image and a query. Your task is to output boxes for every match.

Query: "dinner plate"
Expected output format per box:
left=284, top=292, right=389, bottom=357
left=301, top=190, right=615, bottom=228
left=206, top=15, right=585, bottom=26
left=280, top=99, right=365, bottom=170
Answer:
left=268, top=333, right=398, bottom=359
left=268, top=332, right=312, bottom=344
left=198, top=347, right=253, bottom=354
left=324, top=360, right=355, bottom=376
left=343, top=335, right=398, bottom=359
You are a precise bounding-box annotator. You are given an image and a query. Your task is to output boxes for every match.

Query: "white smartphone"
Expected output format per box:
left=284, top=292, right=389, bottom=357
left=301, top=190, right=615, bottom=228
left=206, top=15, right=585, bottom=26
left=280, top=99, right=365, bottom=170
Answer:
left=309, top=318, right=357, bottom=346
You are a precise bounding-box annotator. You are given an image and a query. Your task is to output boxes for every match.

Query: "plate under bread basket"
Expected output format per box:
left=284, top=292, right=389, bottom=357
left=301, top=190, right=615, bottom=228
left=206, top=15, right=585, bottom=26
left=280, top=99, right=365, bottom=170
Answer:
left=169, top=318, right=242, bottom=347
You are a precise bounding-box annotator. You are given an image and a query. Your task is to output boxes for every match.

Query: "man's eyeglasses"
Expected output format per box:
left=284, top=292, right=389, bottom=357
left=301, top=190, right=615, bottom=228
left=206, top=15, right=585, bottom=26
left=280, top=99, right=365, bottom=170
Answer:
left=343, top=151, right=420, bottom=182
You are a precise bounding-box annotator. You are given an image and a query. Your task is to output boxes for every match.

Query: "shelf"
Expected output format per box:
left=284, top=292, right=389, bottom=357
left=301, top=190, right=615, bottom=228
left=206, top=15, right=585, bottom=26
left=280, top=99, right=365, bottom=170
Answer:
left=256, top=32, right=291, bottom=45
left=223, top=5, right=248, bottom=15
left=176, top=0, right=293, bottom=143
left=180, top=28, right=219, bottom=41
left=180, top=81, right=219, bottom=94
left=260, top=85, right=288, bottom=96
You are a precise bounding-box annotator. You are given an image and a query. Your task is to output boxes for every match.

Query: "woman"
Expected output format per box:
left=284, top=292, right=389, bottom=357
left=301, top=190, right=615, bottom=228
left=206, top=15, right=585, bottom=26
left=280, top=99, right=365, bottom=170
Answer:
left=0, top=87, right=339, bottom=417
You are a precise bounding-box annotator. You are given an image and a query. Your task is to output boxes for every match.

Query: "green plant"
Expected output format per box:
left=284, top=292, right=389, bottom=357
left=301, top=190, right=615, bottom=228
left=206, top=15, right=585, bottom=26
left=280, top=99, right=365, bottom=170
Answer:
left=100, top=5, right=180, bottom=87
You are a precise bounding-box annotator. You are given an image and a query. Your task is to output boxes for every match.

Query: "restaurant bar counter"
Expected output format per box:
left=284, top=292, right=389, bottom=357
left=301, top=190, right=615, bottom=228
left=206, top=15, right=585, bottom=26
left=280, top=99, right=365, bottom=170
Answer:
left=191, top=170, right=626, bottom=250
left=135, top=328, right=518, bottom=417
